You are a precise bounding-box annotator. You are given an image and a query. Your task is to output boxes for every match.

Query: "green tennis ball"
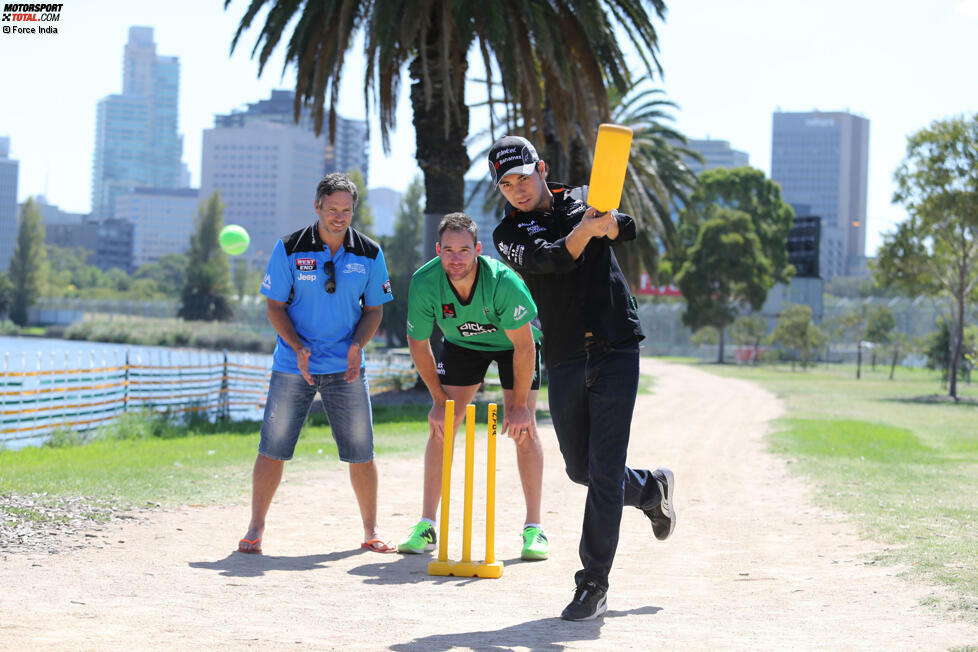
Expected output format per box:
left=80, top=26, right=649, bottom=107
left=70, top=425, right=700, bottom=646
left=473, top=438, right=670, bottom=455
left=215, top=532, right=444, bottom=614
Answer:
left=219, top=225, right=250, bottom=256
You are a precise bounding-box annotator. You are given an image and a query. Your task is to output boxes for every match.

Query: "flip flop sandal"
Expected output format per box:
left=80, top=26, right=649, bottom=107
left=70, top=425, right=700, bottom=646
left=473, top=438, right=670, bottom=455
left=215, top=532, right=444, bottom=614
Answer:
left=361, top=538, right=396, bottom=553
left=237, top=537, right=262, bottom=554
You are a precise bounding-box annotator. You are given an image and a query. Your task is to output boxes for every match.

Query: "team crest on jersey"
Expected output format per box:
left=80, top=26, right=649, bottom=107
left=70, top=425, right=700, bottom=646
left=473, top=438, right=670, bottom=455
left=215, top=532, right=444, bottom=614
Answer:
left=296, top=258, right=316, bottom=271
left=442, top=303, right=456, bottom=318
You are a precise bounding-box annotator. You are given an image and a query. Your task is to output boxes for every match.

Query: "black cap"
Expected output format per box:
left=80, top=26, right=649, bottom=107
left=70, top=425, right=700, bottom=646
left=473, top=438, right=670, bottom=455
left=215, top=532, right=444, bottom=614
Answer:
left=487, top=136, right=540, bottom=185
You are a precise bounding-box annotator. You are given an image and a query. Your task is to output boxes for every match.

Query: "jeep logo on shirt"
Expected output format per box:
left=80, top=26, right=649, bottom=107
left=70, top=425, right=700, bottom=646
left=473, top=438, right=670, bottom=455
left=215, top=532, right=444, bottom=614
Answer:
left=458, top=322, right=498, bottom=338
left=296, top=258, right=316, bottom=271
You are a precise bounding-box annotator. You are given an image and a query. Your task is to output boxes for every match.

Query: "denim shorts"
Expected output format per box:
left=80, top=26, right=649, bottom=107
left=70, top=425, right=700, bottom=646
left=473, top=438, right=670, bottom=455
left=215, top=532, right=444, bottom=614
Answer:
left=259, top=369, right=374, bottom=463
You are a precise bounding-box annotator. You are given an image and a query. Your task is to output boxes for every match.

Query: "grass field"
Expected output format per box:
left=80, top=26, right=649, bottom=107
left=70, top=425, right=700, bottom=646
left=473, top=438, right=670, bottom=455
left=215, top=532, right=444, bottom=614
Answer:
left=0, top=404, right=433, bottom=511
left=696, top=360, right=978, bottom=623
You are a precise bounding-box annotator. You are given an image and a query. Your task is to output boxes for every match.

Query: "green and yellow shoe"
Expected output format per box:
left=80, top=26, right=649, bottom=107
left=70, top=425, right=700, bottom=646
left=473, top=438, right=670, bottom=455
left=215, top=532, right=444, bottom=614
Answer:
left=520, top=526, right=549, bottom=561
left=397, top=520, right=437, bottom=554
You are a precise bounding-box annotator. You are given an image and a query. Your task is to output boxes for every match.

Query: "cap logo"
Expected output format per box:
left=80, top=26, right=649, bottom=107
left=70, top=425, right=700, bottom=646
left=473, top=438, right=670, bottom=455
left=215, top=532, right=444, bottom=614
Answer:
left=488, top=137, right=540, bottom=184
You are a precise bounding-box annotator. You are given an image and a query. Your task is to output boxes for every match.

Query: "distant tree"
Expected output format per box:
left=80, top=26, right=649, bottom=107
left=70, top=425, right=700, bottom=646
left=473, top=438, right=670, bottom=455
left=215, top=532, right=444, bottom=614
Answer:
left=730, top=313, right=768, bottom=363
left=179, top=192, right=233, bottom=322
left=135, top=253, right=188, bottom=297
left=689, top=326, right=718, bottom=348
left=875, top=114, right=978, bottom=400
left=231, top=259, right=250, bottom=301
left=864, top=305, right=896, bottom=370
left=675, top=206, right=773, bottom=363
left=73, top=264, right=107, bottom=292
left=347, top=169, right=375, bottom=238
left=43, top=244, right=92, bottom=297
left=837, top=306, right=868, bottom=379
left=677, top=166, right=796, bottom=285
left=768, top=303, right=826, bottom=370
left=924, top=317, right=976, bottom=387
left=0, top=272, right=12, bottom=319
left=883, top=332, right=912, bottom=380
left=8, top=198, right=47, bottom=326
left=379, top=176, right=424, bottom=347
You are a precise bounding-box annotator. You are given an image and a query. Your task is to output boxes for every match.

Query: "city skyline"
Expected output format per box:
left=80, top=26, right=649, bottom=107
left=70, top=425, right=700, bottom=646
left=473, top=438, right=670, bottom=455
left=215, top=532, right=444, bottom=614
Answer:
left=1, top=0, right=976, bottom=257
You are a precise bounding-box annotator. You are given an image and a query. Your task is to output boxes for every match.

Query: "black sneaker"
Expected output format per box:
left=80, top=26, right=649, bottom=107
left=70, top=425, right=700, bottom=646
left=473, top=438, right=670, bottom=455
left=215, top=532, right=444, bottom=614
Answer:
left=644, top=467, right=676, bottom=541
left=560, top=580, right=608, bottom=621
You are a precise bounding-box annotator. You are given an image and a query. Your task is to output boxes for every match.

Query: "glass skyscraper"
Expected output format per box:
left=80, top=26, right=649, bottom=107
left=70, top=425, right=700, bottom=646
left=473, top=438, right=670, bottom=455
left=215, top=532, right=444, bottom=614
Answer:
left=91, top=27, right=183, bottom=220
left=771, top=111, right=869, bottom=279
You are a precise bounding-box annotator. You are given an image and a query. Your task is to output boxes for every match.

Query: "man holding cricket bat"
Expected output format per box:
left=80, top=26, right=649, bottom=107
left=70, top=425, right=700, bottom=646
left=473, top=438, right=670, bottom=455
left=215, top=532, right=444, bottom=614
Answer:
left=488, top=134, right=676, bottom=621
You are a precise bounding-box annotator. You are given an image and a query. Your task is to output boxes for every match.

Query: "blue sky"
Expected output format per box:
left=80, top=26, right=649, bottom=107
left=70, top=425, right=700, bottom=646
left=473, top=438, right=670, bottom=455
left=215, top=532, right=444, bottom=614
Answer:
left=1, top=0, right=976, bottom=255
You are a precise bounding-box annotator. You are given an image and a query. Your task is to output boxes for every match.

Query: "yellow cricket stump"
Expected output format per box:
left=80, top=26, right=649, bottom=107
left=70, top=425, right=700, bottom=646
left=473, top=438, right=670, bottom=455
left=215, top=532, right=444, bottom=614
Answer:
left=427, top=402, right=504, bottom=579
left=476, top=404, right=503, bottom=578
left=427, top=399, right=455, bottom=576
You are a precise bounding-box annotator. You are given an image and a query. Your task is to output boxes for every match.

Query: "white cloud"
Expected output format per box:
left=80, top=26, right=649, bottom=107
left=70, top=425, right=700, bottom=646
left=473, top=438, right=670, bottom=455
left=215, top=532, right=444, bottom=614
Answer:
left=954, top=0, right=978, bottom=18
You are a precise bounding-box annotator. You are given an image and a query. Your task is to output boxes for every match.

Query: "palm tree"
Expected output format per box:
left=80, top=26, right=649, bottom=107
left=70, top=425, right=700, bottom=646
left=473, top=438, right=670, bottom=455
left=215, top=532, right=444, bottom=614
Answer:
left=611, top=81, right=700, bottom=286
left=225, top=0, right=666, bottom=257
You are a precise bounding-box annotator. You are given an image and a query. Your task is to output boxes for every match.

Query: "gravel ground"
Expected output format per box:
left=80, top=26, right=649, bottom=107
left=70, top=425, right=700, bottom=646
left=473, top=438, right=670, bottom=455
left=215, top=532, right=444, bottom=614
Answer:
left=0, top=493, right=149, bottom=555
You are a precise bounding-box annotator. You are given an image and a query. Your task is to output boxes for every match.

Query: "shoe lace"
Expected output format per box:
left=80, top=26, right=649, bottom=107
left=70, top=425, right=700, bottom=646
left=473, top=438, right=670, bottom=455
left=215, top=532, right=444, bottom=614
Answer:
left=522, top=529, right=547, bottom=546
left=574, top=580, right=599, bottom=602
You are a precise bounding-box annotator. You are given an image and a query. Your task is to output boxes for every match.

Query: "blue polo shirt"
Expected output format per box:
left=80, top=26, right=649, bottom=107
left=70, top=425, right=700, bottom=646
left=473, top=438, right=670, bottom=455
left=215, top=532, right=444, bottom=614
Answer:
left=261, top=223, right=393, bottom=375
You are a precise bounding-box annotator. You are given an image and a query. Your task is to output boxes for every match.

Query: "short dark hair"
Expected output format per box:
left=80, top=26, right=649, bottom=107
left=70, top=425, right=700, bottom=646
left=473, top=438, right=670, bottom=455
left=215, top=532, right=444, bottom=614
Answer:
left=438, top=212, right=478, bottom=245
left=315, top=173, right=358, bottom=208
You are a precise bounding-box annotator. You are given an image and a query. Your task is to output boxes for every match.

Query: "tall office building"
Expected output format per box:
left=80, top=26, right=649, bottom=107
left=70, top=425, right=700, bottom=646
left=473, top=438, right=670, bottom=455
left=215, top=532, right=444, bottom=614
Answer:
left=368, top=187, right=402, bottom=237
left=771, top=111, right=869, bottom=279
left=0, top=137, right=18, bottom=271
left=33, top=196, right=97, bottom=256
left=683, top=139, right=749, bottom=177
left=215, top=90, right=369, bottom=183
left=323, top=116, right=369, bottom=184
left=91, top=27, right=183, bottom=220
left=201, top=121, right=329, bottom=270
left=116, top=187, right=200, bottom=269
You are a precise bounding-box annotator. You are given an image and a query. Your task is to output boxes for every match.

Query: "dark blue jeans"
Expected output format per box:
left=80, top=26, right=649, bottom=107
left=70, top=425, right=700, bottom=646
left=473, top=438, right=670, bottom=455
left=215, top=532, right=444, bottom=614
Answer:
left=547, top=343, right=662, bottom=591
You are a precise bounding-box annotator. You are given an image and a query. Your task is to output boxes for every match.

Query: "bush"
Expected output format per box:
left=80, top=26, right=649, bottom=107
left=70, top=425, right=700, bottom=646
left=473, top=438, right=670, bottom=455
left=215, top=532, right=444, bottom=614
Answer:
left=59, top=316, right=274, bottom=353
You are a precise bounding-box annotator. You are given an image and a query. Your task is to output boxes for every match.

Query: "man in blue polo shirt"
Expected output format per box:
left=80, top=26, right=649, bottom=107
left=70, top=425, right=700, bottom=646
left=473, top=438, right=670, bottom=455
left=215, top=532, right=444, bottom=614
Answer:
left=237, top=172, right=396, bottom=555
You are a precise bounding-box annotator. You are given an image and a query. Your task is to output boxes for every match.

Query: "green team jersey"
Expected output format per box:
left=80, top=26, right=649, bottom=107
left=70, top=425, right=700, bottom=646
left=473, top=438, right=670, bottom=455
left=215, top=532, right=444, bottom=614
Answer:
left=407, top=255, right=542, bottom=351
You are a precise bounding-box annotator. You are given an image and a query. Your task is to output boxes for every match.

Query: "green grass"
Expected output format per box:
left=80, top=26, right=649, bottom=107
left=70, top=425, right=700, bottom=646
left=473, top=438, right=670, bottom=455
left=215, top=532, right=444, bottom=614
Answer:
left=0, top=404, right=431, bottom=509
left=696, top=360, right=978, bottom=623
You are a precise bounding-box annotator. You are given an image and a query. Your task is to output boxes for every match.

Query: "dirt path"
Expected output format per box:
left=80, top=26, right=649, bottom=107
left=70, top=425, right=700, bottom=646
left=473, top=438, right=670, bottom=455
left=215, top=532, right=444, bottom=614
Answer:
left=2, top=359, right=976, bottom=650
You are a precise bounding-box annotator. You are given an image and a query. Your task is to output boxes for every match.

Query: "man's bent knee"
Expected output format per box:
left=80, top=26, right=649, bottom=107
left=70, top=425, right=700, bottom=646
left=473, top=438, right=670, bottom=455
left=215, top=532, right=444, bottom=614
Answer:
left=565, top=466, right=589, bottom=486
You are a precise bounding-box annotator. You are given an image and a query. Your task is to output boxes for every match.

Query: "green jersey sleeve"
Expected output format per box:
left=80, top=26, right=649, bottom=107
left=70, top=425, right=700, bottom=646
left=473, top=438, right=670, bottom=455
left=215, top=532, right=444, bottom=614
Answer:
left=406, top=271, right=435, bottom=341
left=494, top=267, right=538, bottom=331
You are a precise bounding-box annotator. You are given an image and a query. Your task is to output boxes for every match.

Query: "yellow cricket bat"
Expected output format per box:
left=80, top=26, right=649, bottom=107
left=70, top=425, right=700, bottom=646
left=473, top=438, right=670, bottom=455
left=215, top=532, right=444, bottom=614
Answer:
left=586, top=124, right=634, bottom=213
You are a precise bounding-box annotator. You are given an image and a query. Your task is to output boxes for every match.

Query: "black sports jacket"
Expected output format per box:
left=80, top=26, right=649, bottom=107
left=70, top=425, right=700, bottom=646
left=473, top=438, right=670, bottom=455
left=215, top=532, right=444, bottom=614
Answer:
left=492, top=182, right=644, bottom=367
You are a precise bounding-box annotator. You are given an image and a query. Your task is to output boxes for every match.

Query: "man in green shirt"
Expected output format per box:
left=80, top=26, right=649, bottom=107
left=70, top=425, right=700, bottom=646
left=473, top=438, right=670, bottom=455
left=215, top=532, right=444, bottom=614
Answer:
left=398, top=212, right=548, bottom=561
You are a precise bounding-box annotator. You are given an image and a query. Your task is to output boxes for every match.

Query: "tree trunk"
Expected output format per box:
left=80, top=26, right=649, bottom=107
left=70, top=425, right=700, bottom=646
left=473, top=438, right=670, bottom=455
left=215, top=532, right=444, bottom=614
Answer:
left=409, top=13, right=470, bottom=261
left=717, top=327, right=725, bottom=364
left=856, top=342, right=862, bottom=379
left=542, top=106, right=591, bottom=188
left=949, top=290, right=965, bottom=400
left=889, top=346, right=899, bottom=380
